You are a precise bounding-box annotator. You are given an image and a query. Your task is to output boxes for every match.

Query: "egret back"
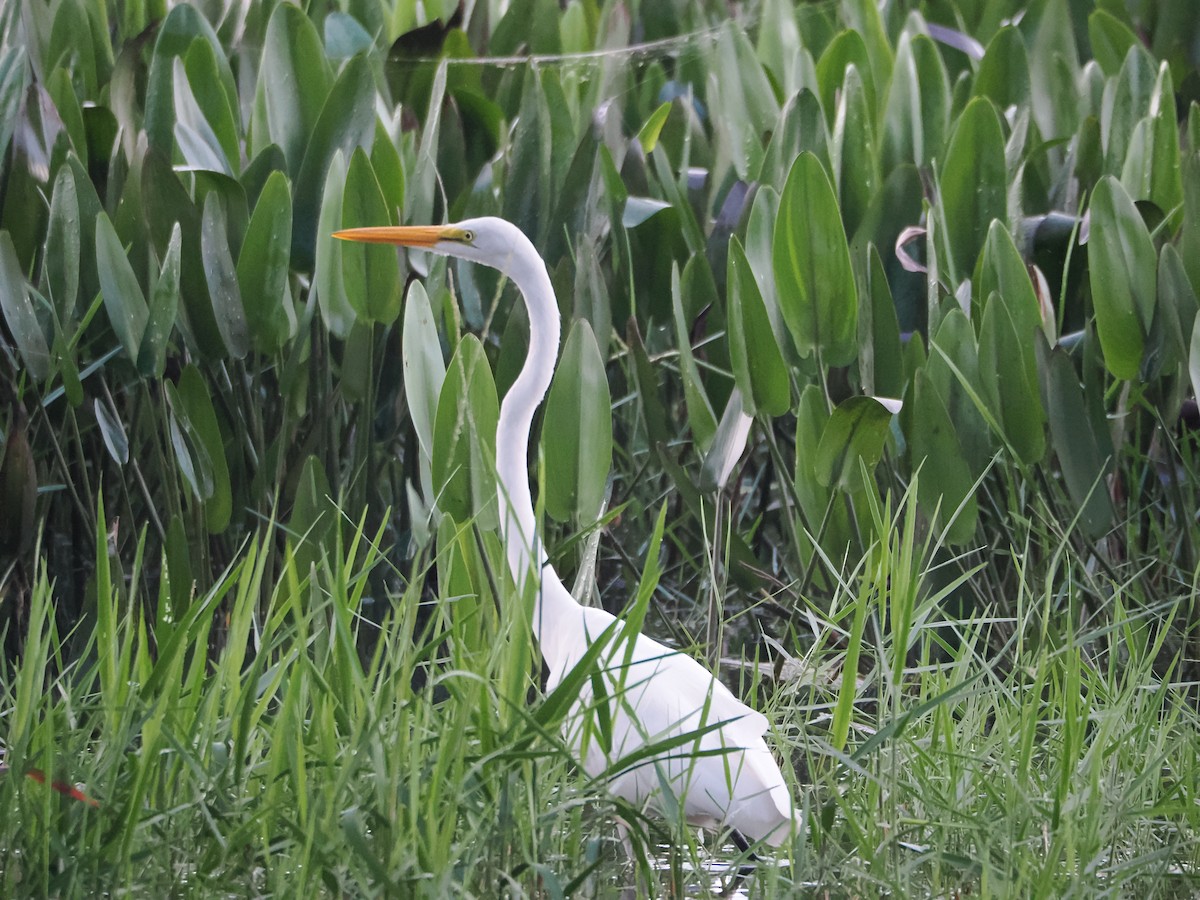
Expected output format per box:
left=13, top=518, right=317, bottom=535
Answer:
left=543, top=597, right=797, bottom=846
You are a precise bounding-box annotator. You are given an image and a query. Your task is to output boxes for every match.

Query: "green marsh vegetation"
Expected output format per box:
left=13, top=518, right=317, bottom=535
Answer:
left=1, top=0, right=1198, bottom=895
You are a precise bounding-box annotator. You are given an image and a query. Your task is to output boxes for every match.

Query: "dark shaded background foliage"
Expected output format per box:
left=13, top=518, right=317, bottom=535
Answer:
left=1, top=0, right=1199, bottom=673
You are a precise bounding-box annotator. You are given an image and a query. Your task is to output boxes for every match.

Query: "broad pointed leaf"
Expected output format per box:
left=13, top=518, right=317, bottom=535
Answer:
left=237, top=169, right=293, bottom=353
left=0, top=232, right=50, bottom=381
left=200, top=192, right=248, bottom=358
left=403, top=280, right=446, bottom=460
left=95, top=212, right=148, bottom=364
left=433, top=335, right=499, bottom=528
left=909, top=369, right=978, bottom=545
left=137, top=223, right=181, bottom=377
left=815, top=395, right=897, bottom=491
left=773, top=152, right=858, bottom=365
left=1088, top=175, right=1155, bottom=379
left=340, top=147, right=402, bottom=324
left=543, top=319, right=612, bottom=522
left=940, top=97, right=1006, bottom=281
left=727, top=236, right=789, bottom=416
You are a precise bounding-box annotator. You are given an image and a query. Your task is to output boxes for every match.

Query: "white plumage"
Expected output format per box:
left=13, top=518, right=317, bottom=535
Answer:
left=335, top=217, right=799, bottom=846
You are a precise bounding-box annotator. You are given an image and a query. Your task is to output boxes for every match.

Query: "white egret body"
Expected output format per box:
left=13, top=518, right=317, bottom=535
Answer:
left=334, top=218, right=798, bottom=846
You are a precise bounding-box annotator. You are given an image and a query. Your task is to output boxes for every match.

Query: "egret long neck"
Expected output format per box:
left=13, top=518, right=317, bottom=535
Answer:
left=495, top=242, right=578, bottom=632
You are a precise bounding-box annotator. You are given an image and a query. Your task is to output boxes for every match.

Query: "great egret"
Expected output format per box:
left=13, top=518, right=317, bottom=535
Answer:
left=334, top=218, right=799, bottom=848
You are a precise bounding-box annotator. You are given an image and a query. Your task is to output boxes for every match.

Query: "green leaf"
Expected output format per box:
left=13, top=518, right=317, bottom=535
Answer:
left=144, top=4, right=231, bottom=157
left=402, top=281, right=446, bottom=461
left=815, top=396, right=897, bottom=491
left=47, top=66, right=87, bottom=166
left=1088, top=175, right=1156, bottom=379
left=492, top=0, right=560, bottom=55
left=1151, top=80, right=1185, bottom=227
left=137, top=223, right=181, bottom=378
left=743, top=186, right=784, bottom=339
left=292, top=54, right=376, bottom=271
left=975, top=220, right=1043, bottom=344
left=433, top=335, right=499, bottom=528
left=51, top=327, right=83, bottom=407
left=314, top=150, right=354, bottom=337
left=839, top=0, right=892, bottom=95
left=258, top=3, right=331, bottom=176
left=559, top=0, right=592, bottom=53
left=670, top=265, right=716, bottom=451
left=43, top=167, right=80, bottom=327
left=167, top=364, right=232, bottom=533
left=636, top=102, right=672, bottom=155
left=172, top=57, right=232, bottom=175
left=681, top=254, right=723, bottom=353
left=903, top=330, right=927, bottom=383
left=183, top=38, right=239, bottom=169
left=1039, top=343, right=1114, bottom=539
left=0, top=413, right=36, bottom=554
left=339, top=320, right=372, bottom=403
left=621, top=197, right=670, bottom=229
left=709, top=20, right=778, bottom=180
left=1120, top=63, right=1183, bottom=231
left=94, top=397, right=129, bottom=464
left=503, top=67, right=554, bottom=245
left=973, top=26, right=1030, bottom=112
left=626, top=318, right=669, bottom=451
left=1088, top=9, right=1139, bottom=78
left=340, top=147, right=402, bottom=324
left=1183, top=118, right=1200, bottom=292
left=1105, top=45, right=1158, bottom=177
left=940, top=97, right=1007, bottom=281
left=0, top=232, right=51, bottom=381
left=700, top=389, right=753, bottom=493
left=570, top=241, right=610, bottom=359
left=405, top=59, right=447, bottom=229
left=926, top=309, right=992, bottom=478
left=543, top=319, right=612, bottom=522
left=727, top=236, right=789, bottom=417
left=141, top=151, right=224, bottom=357
left=1034, top=32, right=1083, bottom=141
left=816, top=30, right=875, bottom=126
left=162, top=513, right=193, bottom=626
left=755, top=0, right=809, bottom=98
left=773, top=152, right=858, bottom=365
left=909, top=369, right=978, bottom=545
left=866, top=246, right=904, bottom=397
left=831, top=64, right=877, bottom=237
left=95, top=212, right=149, bottom=364
left=370, top=123, right=406, bottom=220
left=288, top=455, right=339, bottom=579
left=793, top=384, right=851, bottom=563
left=978, top=293, right=1046, bottom=465
left=762, top=88, right=828, bottom=188
left=1189, top=312, right=1200, bottom=410
left=325, top=12, right=374, bottom=59
left=881, top=33, right=949, bottom=171
left=47, top=0, right=98, bottom=100
left=241, top=143, right=288, bottom=209
left=1156, top=244, right=1199, bottom=372
left=0, top=47, right=29, bottom=170
left=200, top=192, right=249, bottom=359
left=236, top=169, right=293, bottom=353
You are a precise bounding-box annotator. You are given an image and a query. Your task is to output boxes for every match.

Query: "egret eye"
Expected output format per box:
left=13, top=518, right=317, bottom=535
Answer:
left=462, top=230, right=475, bottom=243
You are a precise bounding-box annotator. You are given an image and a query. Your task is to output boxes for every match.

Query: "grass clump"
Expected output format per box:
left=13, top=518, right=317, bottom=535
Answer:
left=2, top=486, right=1197, bottom=898
left=1, top=509, right=592, bottom=896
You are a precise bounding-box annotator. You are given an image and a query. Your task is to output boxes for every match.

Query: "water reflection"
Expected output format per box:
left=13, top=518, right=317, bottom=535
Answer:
left=639, top=840, right=790, bottom=898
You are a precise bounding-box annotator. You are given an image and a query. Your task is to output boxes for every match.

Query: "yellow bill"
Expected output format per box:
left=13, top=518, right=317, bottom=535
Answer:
left=332, top=225, right=467, bottom=247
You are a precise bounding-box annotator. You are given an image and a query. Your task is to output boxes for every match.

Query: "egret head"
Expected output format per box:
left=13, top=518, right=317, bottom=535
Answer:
left=333, top=216, right=531, bottom=278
